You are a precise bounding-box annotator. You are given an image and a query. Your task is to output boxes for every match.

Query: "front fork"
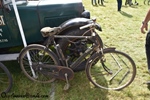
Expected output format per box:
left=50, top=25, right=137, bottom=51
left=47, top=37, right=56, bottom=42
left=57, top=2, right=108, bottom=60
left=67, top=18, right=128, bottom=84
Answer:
left=98, top=47, right=116, bottom=75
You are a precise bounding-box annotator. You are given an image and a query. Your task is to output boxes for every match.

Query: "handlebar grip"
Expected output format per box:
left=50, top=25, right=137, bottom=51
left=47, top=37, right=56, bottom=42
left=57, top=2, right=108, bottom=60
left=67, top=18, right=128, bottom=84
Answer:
left=80, top=23, right=102, bottom=31
left=95, top=23, right=102, bottom=31
left=79, top=23, right=93, bottom=30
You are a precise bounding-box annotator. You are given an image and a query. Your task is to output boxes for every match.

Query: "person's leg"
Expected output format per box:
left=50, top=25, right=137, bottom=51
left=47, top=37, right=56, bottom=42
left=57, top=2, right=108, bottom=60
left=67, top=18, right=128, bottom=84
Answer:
left=92, top=0, right=97, bottom=5
left=91, top=0, right=96, bottom=5
left=120, top=0, right=122, bottom=9
left=100, top=0, right=104, bottom=5
left=145, top=30, right=150, bottom=73
left=92, top=0, right=94, bottom=5
left=145, top=31, right=150, bottom=85
left=94, top=0, right=97, bottom=5
left=117, top=0, right=122, bottom=11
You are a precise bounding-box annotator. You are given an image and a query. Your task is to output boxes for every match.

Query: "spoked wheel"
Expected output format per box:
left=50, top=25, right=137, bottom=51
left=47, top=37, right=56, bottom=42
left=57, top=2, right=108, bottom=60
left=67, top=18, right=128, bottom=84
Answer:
left=19, top=44, right=60, bottom=83
left=58, top=28, right=103, bottom=71
left=0, top=62, right=13, bottom=94
left=86, top=49, right=136, bottom=90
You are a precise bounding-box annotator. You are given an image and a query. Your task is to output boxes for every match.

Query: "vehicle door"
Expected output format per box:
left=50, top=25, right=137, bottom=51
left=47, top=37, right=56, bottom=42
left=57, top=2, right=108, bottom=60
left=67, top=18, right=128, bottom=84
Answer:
left=0, top=0, right=13, bottom=48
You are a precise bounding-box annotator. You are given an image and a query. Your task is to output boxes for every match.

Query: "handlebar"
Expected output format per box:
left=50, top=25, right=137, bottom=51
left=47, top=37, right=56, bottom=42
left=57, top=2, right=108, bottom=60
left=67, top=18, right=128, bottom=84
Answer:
left=79, top=22, right=102, bottom=31
left=80, top=23, right=94, bottom=30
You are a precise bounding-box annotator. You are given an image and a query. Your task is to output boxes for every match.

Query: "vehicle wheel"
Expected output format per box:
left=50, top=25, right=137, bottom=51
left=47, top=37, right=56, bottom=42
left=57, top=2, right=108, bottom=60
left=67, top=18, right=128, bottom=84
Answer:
left=19, top=44, right=60, bottom=83
left=57, top=28, right=94, bottom=71
left=0, top=62, right=13, bottom=94
left=86, top=49, right=136, bottom=90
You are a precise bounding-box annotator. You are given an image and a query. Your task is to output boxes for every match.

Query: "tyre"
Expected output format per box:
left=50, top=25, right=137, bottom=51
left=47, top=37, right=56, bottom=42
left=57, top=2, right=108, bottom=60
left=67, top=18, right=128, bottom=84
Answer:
left=86, top=49, right=136, bottom=90
left=0, top=62, right=13, bottom=94
left=19, top=44, right=60, bottom=83
left=57, top=28, right=102, bottom=71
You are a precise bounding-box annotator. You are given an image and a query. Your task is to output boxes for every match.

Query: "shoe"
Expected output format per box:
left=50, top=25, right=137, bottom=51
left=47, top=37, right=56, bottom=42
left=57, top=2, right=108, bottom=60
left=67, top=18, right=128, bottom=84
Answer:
left=145, top=81, right=150, bottom=90
left=145, top=81, right=150, bottom=85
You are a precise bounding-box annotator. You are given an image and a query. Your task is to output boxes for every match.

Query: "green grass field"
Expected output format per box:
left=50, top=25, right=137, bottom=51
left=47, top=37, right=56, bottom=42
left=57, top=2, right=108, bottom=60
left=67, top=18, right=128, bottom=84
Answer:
left=1, top=0, right=150, bottom=100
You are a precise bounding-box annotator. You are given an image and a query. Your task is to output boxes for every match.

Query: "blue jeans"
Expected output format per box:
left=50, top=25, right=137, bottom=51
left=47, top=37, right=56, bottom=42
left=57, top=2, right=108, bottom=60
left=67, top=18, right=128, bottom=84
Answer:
left=117, top=0, right=122, bottom=11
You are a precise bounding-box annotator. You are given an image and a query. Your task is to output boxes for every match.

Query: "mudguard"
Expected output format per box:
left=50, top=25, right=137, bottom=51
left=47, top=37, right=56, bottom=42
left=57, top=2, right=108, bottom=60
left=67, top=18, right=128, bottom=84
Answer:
left=103, top=48, right=116, bottom=52
left=57, top=18, right=91, bottom=34
left=96, top=48, right=116, bottom=59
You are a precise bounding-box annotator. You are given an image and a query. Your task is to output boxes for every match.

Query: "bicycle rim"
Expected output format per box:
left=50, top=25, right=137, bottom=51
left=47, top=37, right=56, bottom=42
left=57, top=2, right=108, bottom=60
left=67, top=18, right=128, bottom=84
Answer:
left=0, top=62, right=13, bottom=94
left=86, top=50, right=136, bottom=90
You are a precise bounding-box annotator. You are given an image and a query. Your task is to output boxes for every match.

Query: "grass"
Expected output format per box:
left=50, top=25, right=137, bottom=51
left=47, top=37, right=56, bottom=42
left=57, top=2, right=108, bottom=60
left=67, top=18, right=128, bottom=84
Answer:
left=1, top=0, right=150, bottom=100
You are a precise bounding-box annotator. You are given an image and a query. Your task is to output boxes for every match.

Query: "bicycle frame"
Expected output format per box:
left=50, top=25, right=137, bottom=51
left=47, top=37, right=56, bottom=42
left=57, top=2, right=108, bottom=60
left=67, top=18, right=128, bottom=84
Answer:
left=45, top=32, right=103, bottom=70
left=18, top=18, right=136, bottom=91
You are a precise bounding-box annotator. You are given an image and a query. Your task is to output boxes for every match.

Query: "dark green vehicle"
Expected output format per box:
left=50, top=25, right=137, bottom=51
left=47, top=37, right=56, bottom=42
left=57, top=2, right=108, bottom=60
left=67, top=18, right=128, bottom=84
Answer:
left=0, top=0, right=91, bottom=94
left=0, top=0, right=90, bottom=52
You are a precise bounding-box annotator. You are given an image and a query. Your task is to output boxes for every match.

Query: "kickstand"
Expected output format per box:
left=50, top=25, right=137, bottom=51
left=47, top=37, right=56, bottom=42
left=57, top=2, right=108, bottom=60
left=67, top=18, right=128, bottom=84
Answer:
left=63, top=73, right=70, bottom=90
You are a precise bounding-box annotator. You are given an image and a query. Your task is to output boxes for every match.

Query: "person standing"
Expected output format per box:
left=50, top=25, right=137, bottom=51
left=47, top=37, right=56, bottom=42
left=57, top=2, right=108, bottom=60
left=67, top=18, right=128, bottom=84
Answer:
left=141, top=9, right=150, bottom=74
left=117, top=0, right=122, bottom=11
